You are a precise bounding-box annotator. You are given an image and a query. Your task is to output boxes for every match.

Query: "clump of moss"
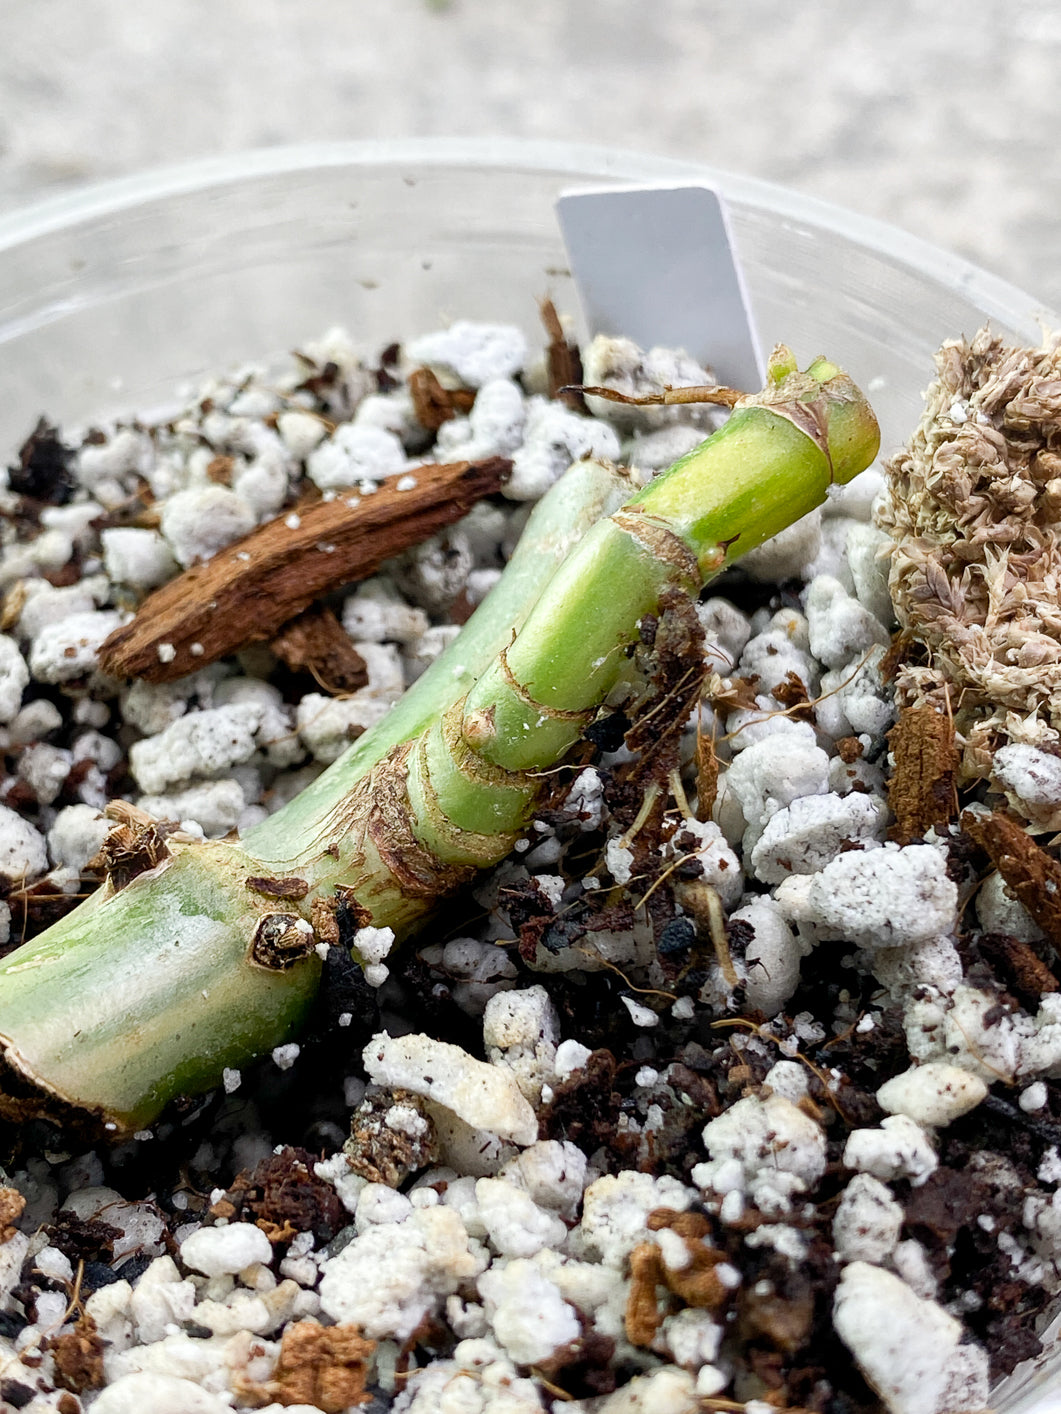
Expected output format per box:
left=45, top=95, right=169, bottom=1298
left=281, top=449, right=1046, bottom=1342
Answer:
left=879, top=327, right=1061, bottom=793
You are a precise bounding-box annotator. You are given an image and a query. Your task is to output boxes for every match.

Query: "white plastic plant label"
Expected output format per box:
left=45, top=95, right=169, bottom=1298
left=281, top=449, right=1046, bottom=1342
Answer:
left=556, top=183, right=764, bottom=392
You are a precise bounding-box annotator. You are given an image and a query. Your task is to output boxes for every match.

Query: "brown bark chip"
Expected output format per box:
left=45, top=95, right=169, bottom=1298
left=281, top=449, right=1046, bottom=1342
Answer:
left=978, top=930, right=1060, bottom=1006
left=963, top=808, right=1061, bottom=950
left=48, top=1314, right=104, bottom=1394
left=99, top=456, right=509, bottom=683
left=0, top=1188, right=25, bottom=1241
left=646, top=1208, right=731, bottom=1314
left=696, top=728, right=719, bottom=821
left=626, top=1211, right=733, bottom=1347
left=772, top=670, right=815, bottom=721
left=270, top=605, right=369, bottom=693
left=625, top=1243, right=665, bottom=1347
left=246, top=1320, right=376, bottom=1411
left=408, top=366, right=476, bottom=430
left=540, top=298, right=585, bottom=411
left=887, top=702, right=959, bottom=842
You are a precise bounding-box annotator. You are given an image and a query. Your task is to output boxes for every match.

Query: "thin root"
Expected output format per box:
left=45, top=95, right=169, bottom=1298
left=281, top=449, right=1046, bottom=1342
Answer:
left=632, top=850, right=698, bottom=912
left=701, top=883, right=737, bottom=987
left=668, top=766, right=694, bottom=822
left=577, top=948, right=677, bottom=1002
left=618, top=783, right=662, bottom=850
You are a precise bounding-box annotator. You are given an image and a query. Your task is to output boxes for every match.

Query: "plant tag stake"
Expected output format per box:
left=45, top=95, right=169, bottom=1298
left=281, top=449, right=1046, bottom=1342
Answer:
left=556, top=183, right=763, bottom=392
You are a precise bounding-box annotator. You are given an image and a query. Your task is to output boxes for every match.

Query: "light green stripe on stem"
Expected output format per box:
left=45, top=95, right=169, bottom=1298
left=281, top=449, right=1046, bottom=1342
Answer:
left=0, top=458, right=635, bottom=1132
left=407, top=359, right=880, bottom=858
left=245, top=457, right=637, bottom=870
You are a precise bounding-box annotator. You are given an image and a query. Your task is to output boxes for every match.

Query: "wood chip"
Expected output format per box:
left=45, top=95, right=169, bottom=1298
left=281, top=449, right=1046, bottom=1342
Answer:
left=645, top=1209, right=731, bottom=1314
left=696, top=726, right=719, bottom=821
left=0, top=1186, right=25, bottom=1242
left=540, top=297, right=585, bottom=411
left=887, top=702, right=959, bottom=843
left=47, top=1314, right=104, bottom=1394
left=646, top=1208, right=711, bottom=1240
left=963, top=808, right=1061, bottom=951
left=772, top=670, right=815, bottom=721
left=977, top=929, right=1059, bottom=1006
left=625, top=1242, right=664, bottom=1347
left=205, top=454, right=235, bottom=485
left=98, top=456, right=509, bottom=683
left=239, top=1320, right=376, bottom=1412
left=407, top=366, right=476, bottom=430
left=270, top=604, right=368, bottom=693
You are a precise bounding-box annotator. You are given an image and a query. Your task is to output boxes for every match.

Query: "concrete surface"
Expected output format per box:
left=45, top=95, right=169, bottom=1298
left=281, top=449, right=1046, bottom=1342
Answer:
left=1, top=0, right=1058, bottom=307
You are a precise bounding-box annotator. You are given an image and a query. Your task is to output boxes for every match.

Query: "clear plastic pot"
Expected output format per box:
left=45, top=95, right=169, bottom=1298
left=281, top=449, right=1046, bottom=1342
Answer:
left=0, top=138, right=1053, bottom=458
left=0, top=138, right=1057, bottom=1411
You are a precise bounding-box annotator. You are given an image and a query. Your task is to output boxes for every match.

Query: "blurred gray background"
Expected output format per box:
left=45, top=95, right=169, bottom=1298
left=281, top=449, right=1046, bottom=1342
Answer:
left=2, top=0, right=1058, bottom=308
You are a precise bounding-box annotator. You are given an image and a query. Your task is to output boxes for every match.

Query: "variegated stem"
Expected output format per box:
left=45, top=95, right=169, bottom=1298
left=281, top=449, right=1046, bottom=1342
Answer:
left=0, top=458, right=636, bottom=1135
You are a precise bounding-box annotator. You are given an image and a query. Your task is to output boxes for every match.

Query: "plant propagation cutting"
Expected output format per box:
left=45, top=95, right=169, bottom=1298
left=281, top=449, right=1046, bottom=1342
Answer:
left=0, top=309, right=1057, bottom=1414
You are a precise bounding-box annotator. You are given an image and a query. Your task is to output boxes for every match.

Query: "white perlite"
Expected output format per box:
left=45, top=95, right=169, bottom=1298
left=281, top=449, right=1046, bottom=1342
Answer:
left=29, top=608, right=125, bottom=683
left=577, top=1170, right=696, bottom=1267
left=362, top=1032, right=539, bottom=1145
left=722, top=727, right=829, bottom=827
left=406, top=320, right=528, bottom=388
left=319, top=1205, right=486, bottom=1340
left=570, top=1366, right=699, bottom=1413
left=159, top=485, right=256, bottom=566
left=774, top=843, right=958, bottom=947
left=351, top=924, right=396, bottom=966
left=306, top=422, right=405, bottom=490
left=833, top=1262, right=989, bottom=1414
left=0, top=802, right=48, bottom=882
left=474, top=1176, right=567, bottom=1258
left=695, top=1094, right=826, bottom=1212
left=875, top=1062, right=988, bottom=1128
left=91, top=1372, right=234, bottom=1414
left=0, top=634, right=28, bottom=721
left=730, top=898, right=806, bottom=1016
left=749, top=790, right=888, bottom=884
left=843, top=1114, right=938, bottom=1187
left=832, top=1173, right=904, bottom=1264
left=505, top=397, right=621, bottom=501
left=992, top=742, right=1061, bottom=829
left=477, top=1258, right=580, bottom=1365
left=129, top=702, right=264, bottom=794
left=179, top=1221, right=272, bottom=1277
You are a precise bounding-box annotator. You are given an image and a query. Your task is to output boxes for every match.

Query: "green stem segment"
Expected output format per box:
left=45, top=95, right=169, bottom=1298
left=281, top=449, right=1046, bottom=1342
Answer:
left=0, top=457, right=637, bottom=1135
left=0, top=353, right=879, bottom=1135
left=408, top=358, right=879, bottom=861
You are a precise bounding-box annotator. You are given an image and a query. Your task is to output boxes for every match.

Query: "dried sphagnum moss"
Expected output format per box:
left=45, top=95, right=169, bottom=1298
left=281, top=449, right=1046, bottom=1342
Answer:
left=877, top=326, right=1061, bottom=788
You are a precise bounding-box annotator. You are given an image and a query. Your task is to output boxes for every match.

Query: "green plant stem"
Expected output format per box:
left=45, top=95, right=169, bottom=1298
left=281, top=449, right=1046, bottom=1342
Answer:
left=408, top=359, right=879, bottom=856
left=245, top=457, right=638, bottom=861
left=0, top=353, right=879, bottom=1135
left=0, top=459, right=635, bottom=1135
